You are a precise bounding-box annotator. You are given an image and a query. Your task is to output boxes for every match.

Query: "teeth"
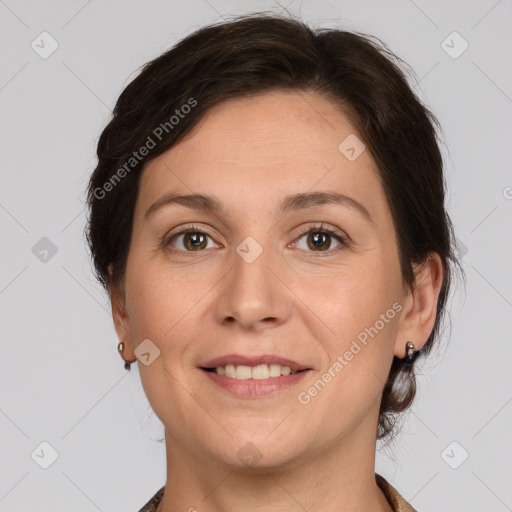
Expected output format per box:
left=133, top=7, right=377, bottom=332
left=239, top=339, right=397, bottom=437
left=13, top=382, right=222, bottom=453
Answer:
left=225, top=364, right=236, bottom=378
left=213, top=363, right=298, bottom=379
left=251, top=364, right=270, bottom=380
left=236, top=365, right=252, bottom=379
left=269, top=364, right=281, bottom=377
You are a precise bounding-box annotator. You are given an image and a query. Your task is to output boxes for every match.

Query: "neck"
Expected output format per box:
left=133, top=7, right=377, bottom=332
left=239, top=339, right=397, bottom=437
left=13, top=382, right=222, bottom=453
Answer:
left=156, top=420, right=393, bottom=512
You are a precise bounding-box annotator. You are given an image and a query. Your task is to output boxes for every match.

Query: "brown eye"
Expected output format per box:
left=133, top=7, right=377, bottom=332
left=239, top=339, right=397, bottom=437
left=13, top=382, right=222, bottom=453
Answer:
left=168, top=230, right=215, bottom=252
left=292, top=226, right=347, bottom=253
left=306, top=232, right=334, bottom=251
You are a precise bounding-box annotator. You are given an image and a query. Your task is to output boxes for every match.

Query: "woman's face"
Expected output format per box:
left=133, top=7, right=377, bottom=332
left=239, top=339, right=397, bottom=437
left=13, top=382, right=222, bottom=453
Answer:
left=115, top=91, right=415, bottom=469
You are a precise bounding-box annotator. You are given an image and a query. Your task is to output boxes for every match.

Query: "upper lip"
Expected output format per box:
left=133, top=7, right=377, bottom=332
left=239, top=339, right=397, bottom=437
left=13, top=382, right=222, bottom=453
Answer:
left=200, top=354, right=310, bottom=372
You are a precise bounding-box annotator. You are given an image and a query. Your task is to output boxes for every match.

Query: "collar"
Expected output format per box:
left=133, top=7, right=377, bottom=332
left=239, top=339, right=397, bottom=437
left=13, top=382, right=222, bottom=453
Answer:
left=138, top=474, right=417, bottom=511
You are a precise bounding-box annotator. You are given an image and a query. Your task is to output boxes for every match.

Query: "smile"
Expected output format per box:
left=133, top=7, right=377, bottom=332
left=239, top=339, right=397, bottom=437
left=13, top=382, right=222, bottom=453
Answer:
left=199, top=354, right=312, bottom=397
left=204, top=363, right=299, bottom=379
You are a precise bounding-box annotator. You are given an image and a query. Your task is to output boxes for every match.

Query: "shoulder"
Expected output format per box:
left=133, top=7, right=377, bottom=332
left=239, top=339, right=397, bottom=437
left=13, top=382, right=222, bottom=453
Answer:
left=137, top=486, right=165, bottom=512
left=376, top=474, right=418, bottom=512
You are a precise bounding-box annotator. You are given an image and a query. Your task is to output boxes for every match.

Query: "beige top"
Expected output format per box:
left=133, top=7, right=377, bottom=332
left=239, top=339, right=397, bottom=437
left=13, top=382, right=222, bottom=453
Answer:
left=138, top=474, right=416, bottom=511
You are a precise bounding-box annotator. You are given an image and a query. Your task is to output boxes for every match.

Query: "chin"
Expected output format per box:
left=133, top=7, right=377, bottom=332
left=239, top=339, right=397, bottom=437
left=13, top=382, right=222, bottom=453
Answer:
left=210, top=429, right=308, bottom=472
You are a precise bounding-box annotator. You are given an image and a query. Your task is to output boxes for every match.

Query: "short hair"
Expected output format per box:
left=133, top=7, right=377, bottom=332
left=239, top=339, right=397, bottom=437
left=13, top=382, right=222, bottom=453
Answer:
left=85, top=12, right=463, bottom=440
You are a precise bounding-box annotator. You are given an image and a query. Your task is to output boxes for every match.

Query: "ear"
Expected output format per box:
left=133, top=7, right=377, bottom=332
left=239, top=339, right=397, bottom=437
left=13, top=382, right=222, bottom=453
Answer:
left=394, top=253, right=444, bottom=358
left=108, top=265, right=136, bottom=360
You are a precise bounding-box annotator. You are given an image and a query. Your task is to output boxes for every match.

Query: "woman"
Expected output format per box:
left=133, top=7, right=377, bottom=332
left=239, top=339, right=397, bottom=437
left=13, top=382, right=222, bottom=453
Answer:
left=85, top=12, right=461, bottom=512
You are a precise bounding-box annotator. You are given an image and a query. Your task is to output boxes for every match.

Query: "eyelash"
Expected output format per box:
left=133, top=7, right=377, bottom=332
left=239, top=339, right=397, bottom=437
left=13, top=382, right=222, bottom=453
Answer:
left=293, top=223, right=349, bottom=255
left=162, top=222, right=349, bottom=256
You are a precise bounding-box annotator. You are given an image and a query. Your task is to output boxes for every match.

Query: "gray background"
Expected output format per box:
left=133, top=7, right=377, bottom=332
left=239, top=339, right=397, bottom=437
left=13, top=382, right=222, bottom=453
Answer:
left=1, top=0, right=511, bottom=510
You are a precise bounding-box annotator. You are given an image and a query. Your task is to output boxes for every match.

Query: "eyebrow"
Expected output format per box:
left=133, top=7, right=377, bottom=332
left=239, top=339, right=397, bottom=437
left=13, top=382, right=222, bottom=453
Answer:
left=145, top=191, right=373, bottom=222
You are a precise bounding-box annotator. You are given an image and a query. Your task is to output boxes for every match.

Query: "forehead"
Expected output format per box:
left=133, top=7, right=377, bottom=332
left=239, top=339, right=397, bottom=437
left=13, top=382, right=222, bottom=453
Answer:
left=137, top=91, right=385, bottom=222
left=172, top=91, right=362, bottom=164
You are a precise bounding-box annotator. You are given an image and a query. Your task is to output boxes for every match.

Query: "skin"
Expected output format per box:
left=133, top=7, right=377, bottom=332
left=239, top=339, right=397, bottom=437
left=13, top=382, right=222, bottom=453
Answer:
left=110, top=91, right=444, bottom=512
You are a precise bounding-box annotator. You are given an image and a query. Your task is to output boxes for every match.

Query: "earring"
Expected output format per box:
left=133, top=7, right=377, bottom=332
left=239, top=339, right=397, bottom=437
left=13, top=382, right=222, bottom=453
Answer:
left=403, top=341, right=418, bottom=365
left=118, top=341, right=137, bottom=371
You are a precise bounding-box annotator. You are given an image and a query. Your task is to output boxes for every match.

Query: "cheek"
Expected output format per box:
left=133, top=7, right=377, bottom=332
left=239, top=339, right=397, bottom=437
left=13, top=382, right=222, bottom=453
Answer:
left=124, top=263, right=204, bottom=422
left=124, top=258, right=190, bottom=343
left=298, top=261, right=395, bottom=336
left=301, top=259, right=400, bottom=384
left=125, top=280, right=167, bottom=338
left=301, top=281, right=398, bottom=423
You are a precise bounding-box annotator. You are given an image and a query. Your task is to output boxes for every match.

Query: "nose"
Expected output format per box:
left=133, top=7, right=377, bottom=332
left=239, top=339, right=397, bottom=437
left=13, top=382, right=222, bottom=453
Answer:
left=213, top=244, right=292, bottom=332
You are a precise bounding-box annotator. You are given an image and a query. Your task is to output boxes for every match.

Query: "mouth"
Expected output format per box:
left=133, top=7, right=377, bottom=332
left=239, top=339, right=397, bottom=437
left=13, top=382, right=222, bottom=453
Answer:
left=200, top=354, right=310, bottom=377
left=199, top=354, right=312, bottom=397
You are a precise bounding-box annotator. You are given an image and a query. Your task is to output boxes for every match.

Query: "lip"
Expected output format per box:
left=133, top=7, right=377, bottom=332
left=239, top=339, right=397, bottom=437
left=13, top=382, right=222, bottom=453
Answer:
left=199, top=354, right=312, bottom=398
left=201, top=368, right=312, bottom=397
left=200, top=354, right=310, bottom=372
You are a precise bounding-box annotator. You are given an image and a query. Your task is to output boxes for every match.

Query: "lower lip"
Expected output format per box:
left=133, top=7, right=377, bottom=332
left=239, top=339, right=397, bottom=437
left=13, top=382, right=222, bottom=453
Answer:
left=200, top=369, right=311, bottom=397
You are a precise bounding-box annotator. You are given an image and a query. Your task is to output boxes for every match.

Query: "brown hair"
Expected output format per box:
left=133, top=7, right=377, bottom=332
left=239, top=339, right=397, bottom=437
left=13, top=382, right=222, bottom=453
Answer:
left=85, top=12, right=463, bottom=439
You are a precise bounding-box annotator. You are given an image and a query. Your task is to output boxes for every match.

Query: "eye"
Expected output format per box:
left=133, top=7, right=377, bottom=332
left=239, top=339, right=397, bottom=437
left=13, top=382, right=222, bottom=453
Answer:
left=290, top=223, right=348, bottom=253
left=165, top=224, right=218, bottom=252
left=163, top=222, right=348, bottom=255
